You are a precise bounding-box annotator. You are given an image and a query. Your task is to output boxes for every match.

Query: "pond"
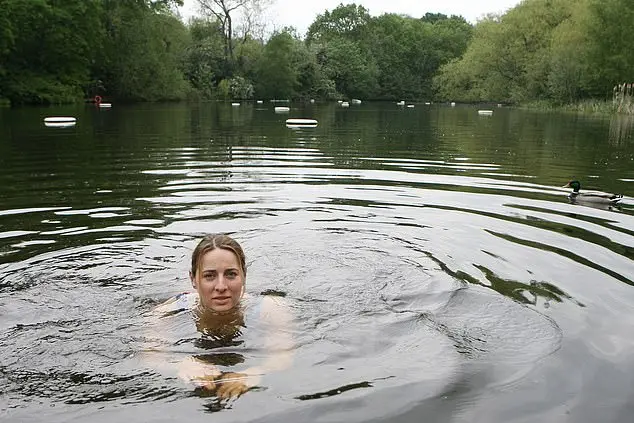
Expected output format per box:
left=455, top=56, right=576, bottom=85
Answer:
left=1, top=102, right=633, bottom=423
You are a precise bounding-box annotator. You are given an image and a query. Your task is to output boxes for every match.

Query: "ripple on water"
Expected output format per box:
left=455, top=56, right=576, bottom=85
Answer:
left=0, top=225, right=564, bottom=418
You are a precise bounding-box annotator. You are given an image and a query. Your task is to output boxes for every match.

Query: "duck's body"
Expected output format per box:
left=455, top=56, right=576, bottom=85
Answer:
left=565, top=180, right=623, bottom=204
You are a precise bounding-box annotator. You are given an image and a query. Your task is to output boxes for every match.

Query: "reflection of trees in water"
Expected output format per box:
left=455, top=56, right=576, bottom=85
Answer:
left=473, top=264, right=585, bottom=307
left=425, top=249, right=583, bottom=307
left=609, top=114, right=634, bottom=146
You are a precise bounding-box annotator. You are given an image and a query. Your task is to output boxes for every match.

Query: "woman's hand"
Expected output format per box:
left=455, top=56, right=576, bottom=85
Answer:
left=214, top=372, right=251, bottom=398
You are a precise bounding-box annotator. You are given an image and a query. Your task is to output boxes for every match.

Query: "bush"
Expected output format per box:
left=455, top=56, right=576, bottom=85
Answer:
left=4, top=73, right=84, bottom=104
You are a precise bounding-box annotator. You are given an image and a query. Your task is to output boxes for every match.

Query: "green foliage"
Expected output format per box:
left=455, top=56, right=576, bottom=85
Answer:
left=1, top=0, right=630, bottom=109
left=255, top=31, right=298, bottom=99
left=317, top=38, right=378, bottom=99
left=583, top=0, right=634, bottom=97
left=0, top=0, right=104, bottom=104
left=98, top=2, right=192, bottom=101
left=228, top=76, right=254, bottom=99
left=435, top=0, right=633, bottom=109
left=183, top=18, right=225, bottom=98
left=548, top=16, right=589, bottom=103
left=367, top=15, right=431, bottom=99
left=217, top=79, right=231, bottom=99
left=307, top=3, right=371, bottom=44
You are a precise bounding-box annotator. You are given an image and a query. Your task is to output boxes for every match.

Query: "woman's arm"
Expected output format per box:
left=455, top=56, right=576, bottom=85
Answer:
left=215, top=295, right=295, bottom=397
left=142, top=294, right=295, bottom=399
left=251, top=295, right=295, bottom=373
left=142, top=294, right=222, bottom=388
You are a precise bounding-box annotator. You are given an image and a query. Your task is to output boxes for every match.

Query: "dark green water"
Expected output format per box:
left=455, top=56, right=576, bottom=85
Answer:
left=1, top=102, right=633, bottom=422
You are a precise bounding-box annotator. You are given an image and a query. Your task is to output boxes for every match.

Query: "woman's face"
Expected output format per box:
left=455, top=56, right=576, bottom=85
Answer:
left=191, top=248, right=244, bottom=312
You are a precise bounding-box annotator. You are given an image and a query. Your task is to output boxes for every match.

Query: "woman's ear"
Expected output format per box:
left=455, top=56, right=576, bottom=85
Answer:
left=190, top=270, right=197, bottom=289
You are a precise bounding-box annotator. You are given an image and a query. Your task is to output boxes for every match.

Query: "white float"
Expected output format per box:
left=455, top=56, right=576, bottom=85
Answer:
left=351, top=99, right=362, bottom=104
left=478, top=110, right=494, bottom=116
left=425, top=102, right=431, bottom=105
left=274, top=106, right=290, bottom=113
left=310, top=99, right=315, bottom=103
left=45, top=122, right=76, bottom=128
left=396, top=101, right=405, bottom=106
left=231, top=102, right=240, bottom=106
left=286, top=118, right=318, bottom=126
left=407, top=105, right=415, bottom=108
left=256, top=100, right=263, bottom=104
left=341, top=102, right=350, bottom=107
left=44, top=117, right=76, bottom=123
left=99, top=103, right=112, bottom=108
left=450, top=102, right=456, bottom=107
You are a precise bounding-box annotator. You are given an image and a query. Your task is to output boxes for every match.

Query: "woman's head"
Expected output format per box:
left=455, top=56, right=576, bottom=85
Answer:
left=190, top=234, right=246, bottom=312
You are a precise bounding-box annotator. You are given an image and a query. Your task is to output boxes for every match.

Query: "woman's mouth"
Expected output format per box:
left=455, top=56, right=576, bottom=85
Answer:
left=213, top=296, right=230, bottom=301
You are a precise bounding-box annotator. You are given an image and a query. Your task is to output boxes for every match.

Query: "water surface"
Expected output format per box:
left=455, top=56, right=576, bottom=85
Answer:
left=1, top=102, right=633, bottom=422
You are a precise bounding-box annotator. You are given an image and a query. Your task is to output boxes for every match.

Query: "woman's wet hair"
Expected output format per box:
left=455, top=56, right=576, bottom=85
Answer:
left=191, top=234, right=246, bottom=278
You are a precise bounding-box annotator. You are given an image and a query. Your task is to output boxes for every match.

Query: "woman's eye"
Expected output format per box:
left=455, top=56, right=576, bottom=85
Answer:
left=203, top=272, right=216, bottom=280
left=226, top=271, right=238, bottom=279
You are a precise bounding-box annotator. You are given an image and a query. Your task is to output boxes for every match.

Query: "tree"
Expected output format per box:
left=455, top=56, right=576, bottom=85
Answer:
left=583, top=0, right=634, bottom=97
left=0, top=0, right=105, bottom=104
left=184, top=18, right=226, bottom=97
left=316, top=37, right=378, bottom=99
left=195, top=0, right=270, bottom=77
left=306, top=3, right=371, bottom=44
left=434, top=0, right=578, bottom=103
left=255, top=30, right=297, bottom=99
left=548, top=7, right=591, bottom=103
left=97, top=0, right=191, bottom=101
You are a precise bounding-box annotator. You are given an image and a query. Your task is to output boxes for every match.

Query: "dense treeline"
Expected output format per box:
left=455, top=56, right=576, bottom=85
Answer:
left=0, top=0, right=631, bottom=106
left=0, top=0, right=471, bottom=104
left=435, top=0, right=634, bottom=105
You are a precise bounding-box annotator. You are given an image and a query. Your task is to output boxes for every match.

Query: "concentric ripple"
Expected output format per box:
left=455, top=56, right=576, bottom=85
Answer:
left=1, top=103, right=633, bottom=423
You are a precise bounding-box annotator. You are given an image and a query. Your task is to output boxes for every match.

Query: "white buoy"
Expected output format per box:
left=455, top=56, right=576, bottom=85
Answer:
left=310, top=99, right=315, bottom=103
left=286, top=118, right=318, bottom=125
left=44, top=117, right=76, bottom=128
left=256, top=100, right=263, bottom=104
left=341, top=102, right=350, bottom=107
left=396, top=101, right=405, bottom=106
left=45, top=122, right=76, bottom=128
left=425, top=102, right=431, bottom=105
left=44, top=117, right=76, bottom=123
left=337, top=100, right=343, bottom=104
left=497, top=103, right=503, bottom=107
left=275, top=106, right=290, bottom=113
left=407, top=105, right=415, bottom=108
left=351, top=99, right=362, bottom=104
left=286, top=118, right=318, bottom=128
left=478, top=110, right=493, bottom=116
left=450, top=102, right=456, bottom=107
left=99, top=103, right=112, bottom=108
left=231, top=102, right=240, bottom=107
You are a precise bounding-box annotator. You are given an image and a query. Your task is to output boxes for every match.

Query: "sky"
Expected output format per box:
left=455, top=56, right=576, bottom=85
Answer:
left=179, top=0, right=522, bottom=35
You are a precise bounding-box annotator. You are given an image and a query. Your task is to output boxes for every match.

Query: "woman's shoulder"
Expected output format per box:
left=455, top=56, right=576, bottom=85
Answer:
left=254, top=293, right=293, bottom=325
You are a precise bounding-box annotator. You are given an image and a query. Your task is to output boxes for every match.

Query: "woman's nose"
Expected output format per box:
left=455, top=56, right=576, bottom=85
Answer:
left=214, top=276, right=227, bottom=290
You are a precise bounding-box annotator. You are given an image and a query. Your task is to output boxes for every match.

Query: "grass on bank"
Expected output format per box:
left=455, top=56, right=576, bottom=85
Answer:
left=520, top=99, right=634, bottom=115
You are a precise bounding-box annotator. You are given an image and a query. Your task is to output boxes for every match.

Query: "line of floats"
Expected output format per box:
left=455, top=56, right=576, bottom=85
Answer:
left=43, top=97, right=502, bottom=129
left=43, top=95, right=111, bottom=127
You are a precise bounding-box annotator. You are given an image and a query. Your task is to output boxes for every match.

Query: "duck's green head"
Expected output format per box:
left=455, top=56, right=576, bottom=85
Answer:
left=565, top=180, right=581, bottom=193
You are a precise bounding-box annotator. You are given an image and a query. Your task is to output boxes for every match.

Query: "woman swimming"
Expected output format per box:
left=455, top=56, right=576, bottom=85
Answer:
left=151, top=234, right=294, bottom=399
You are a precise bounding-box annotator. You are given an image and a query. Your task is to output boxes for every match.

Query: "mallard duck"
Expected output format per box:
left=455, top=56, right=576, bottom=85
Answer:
left=564, top=180, right=623, bottom=204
